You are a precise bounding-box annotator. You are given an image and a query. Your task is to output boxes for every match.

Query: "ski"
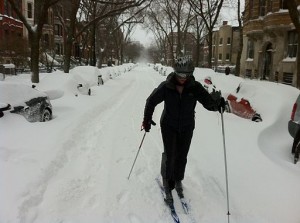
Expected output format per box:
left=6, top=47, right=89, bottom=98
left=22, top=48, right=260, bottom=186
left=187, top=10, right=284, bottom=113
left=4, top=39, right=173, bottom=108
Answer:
left=178, top=195, right=189, bottom=214
left=156, top=178, right=181, bottom=223
left=176, top=186, right=197, bottom=223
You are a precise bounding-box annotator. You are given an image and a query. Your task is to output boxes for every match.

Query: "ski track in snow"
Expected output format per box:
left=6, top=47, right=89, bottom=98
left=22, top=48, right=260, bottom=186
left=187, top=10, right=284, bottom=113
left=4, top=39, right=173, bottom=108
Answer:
left=17, top=67, right=166, bottom=223
left=9, top=65, right=300, bottom=223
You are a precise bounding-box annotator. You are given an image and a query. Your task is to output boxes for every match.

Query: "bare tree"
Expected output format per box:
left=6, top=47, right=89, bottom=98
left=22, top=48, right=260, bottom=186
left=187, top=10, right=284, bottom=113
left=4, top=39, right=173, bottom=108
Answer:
left=60, top=0, right=149, bottom=73
left=286, top=0, right=300, bottom=88
left=223, top=0, right=243, bottom=76
left=117, top=6, right=148, bottom=65
left=145, top=0, right=195, bottom=65
left=7, top=0, right=61, bottom=83
left=234, top=0, right=243, bottom=76
left=188, top=0, right=225, bottom=68
left=189, top=15, right=205, bottom=67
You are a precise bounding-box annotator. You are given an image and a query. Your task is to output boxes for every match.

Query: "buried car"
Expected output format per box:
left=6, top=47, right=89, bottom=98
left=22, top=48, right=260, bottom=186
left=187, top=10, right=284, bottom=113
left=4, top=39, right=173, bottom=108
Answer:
left=288, top=93, right=300, bottom=163
left=202, top=76, right=262, bottom=122
left=0, top=82, right=52, bottom=122
left=226, top=94, right=262, bottom=122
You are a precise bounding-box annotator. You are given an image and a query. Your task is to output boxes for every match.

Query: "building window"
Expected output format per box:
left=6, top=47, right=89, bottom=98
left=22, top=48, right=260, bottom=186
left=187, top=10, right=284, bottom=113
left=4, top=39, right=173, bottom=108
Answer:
left=267, top=0, right=272, bottom=12
left=247, top=40, right=254, bottom=59
left=245, top=69, right=252, bottom=78
left=4, top=0, right=12, bottom=17
left=259, top=0, right=266, bottom=16
left=27, top=2, right=33, bottom=19
left=226, top=53, right=230, bottom=60
left=172, top=45, right=176, bottom=53
left=219, top=38, right=223, bottom=45
left=287, top=31, right=298, bottom=58
left=55, top=43, right=62, bottom=55
left=280, top=0, right=288, bottom=9
left=283, top=72, right=293, bottom=85
left=54, top=24, right=63, bottom=36
left=249, top=0, right=253, bottom=19
left=219, top=54, right=222, bottom=60
left=227, top=37, right=231, bottom=44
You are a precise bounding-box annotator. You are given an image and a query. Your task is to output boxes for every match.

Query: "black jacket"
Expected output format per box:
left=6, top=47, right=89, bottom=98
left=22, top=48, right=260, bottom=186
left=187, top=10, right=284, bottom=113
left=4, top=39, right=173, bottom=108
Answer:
left=144, top=72, right=219, bottom=132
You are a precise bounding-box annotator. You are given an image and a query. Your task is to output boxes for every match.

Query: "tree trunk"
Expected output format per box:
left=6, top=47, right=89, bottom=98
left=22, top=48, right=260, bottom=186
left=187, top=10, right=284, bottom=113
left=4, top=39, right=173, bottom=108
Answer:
left=64, top=38, right=72, bottom=73
left=63, top=0, right=81, bottom=73
left=195, top=31, right=200, bottom=67
left=207, top=31, right=213, bottom=68
left=235, top=33, right=243, bottom=76
left=30, top=33, right=40, bottom=83
left=235, top=0, right=243, bottom=76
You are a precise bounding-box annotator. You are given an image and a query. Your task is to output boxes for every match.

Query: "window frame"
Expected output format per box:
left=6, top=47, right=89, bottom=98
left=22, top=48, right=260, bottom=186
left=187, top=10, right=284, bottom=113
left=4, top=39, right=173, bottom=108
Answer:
left=27, top=2, right=33, bottom=19
left=247, top=39, right=254, bottom=59
left=287, top=30, right=298, bottom=58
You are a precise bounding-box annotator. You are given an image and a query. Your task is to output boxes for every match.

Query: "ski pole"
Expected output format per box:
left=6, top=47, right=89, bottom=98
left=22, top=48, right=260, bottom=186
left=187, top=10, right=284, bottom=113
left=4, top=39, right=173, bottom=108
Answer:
left=220, top=108, right=231, bottom=223
left=127, top=131, right=147, bottom=180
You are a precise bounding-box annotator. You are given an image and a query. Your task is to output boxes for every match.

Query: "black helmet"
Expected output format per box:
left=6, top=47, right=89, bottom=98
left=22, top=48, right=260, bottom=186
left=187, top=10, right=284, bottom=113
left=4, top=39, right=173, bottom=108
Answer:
left=173, top=56, right=195, bottom=74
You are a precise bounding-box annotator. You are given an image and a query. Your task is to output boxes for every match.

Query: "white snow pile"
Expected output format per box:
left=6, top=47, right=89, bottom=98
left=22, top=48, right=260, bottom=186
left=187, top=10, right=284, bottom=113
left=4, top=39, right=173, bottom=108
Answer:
left=1, top=64, right=300, bottom=223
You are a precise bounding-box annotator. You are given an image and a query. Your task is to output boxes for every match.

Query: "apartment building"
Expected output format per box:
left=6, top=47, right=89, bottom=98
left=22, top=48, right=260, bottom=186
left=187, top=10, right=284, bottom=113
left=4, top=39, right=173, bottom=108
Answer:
left=207, top=21, right=241, bottom=69
left=241, top=0, right=300, bottom=86
left=0, top=0, right=23, bottom=64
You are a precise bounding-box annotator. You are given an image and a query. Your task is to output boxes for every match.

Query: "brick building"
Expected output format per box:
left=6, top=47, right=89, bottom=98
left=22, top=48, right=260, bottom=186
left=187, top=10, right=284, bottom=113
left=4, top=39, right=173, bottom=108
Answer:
left=0, top=0, right=23, bottom=64
left=241, top=0, right=300, bottom=86
left=207, top=21, right=241, bottom=68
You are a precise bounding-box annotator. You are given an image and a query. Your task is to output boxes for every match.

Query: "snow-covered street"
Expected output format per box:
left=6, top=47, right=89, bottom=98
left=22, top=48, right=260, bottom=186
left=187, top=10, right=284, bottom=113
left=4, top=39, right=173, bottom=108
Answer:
left=1, top=64, right=300, bottom=223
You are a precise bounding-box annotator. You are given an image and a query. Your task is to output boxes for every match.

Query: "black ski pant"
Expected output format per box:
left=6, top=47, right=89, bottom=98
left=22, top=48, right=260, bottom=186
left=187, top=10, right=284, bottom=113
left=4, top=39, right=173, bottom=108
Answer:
left=160, top=125, right=193, bottom=187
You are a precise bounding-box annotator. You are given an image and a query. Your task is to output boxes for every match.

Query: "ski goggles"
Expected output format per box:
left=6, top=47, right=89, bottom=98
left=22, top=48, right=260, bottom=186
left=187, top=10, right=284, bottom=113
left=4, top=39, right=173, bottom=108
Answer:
left=175, top=72, right=192, bottom=78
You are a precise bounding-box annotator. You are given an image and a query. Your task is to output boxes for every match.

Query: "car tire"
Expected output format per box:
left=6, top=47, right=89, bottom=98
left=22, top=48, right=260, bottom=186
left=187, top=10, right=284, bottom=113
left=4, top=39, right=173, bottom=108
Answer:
left=292, top=129, right=300, bottom=154
left=41, top=108, right=52, bottom=122
left=225, top=101, right=231, bottom=113
left=252, top=113, right=262, bottom=122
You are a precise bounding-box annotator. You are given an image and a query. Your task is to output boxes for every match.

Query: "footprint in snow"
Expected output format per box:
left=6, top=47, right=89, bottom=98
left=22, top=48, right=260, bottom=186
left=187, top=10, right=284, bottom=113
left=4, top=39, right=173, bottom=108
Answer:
left=117, top=191, right=129, bottom=205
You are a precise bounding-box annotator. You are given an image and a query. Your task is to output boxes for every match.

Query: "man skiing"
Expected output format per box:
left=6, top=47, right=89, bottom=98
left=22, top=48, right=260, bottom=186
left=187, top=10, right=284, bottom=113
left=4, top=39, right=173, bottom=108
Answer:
left=142, top=56, right=225, bottom=204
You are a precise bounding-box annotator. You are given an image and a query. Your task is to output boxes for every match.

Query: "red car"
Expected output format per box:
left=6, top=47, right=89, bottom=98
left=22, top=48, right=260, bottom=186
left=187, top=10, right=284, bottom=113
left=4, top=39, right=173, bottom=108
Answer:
left=226, top=94, right=262, bottom=122
left=202, top=76, right=262, bottom=122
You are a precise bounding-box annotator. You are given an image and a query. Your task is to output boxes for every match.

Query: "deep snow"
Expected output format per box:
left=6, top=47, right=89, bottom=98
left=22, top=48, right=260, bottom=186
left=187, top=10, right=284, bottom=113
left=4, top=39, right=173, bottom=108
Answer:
left=1, top=64, right=300, bottom=223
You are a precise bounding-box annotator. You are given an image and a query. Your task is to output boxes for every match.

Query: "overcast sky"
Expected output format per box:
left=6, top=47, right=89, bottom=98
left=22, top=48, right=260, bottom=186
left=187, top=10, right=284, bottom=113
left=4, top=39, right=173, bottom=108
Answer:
left=131, top=1, right=245, bottom=47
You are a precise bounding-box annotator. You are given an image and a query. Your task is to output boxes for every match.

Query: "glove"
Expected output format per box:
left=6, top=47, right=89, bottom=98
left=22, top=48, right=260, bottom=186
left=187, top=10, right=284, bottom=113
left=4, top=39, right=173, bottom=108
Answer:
left=210, top=89, right=221, bottom=101
left=218, top=97, right=226, bottom=113
left=142, top=119, right=156, bottom=132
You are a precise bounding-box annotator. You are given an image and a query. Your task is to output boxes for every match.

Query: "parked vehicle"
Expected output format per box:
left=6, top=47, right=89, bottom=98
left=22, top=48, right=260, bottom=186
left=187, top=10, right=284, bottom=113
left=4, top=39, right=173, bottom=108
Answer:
left=202, top=76, right=262, bottom=122
left=226, top=94, right=262, bottom=122
left=0, top=82, right=52, bottom=122
left=288, top=94, right=300, bottom=163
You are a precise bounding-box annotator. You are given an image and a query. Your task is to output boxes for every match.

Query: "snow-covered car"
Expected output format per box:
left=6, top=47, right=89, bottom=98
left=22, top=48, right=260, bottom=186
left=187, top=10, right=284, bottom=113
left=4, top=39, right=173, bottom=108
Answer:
left=288, top=94, right=300, bottom=163
left=202, top=76, right=262, bottom=122
left=226, top=94, right=262, bottom=122
left=0, top=72, right=4, bottom=81
left=0, top=82, right=52, bottom=122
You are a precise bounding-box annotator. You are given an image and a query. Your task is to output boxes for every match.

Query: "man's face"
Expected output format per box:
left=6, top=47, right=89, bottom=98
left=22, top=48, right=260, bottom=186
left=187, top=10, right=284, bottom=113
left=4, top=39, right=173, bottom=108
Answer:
left=175, top=72, right=190, bottom=85
left=176, top=76, right=187, bottom=84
